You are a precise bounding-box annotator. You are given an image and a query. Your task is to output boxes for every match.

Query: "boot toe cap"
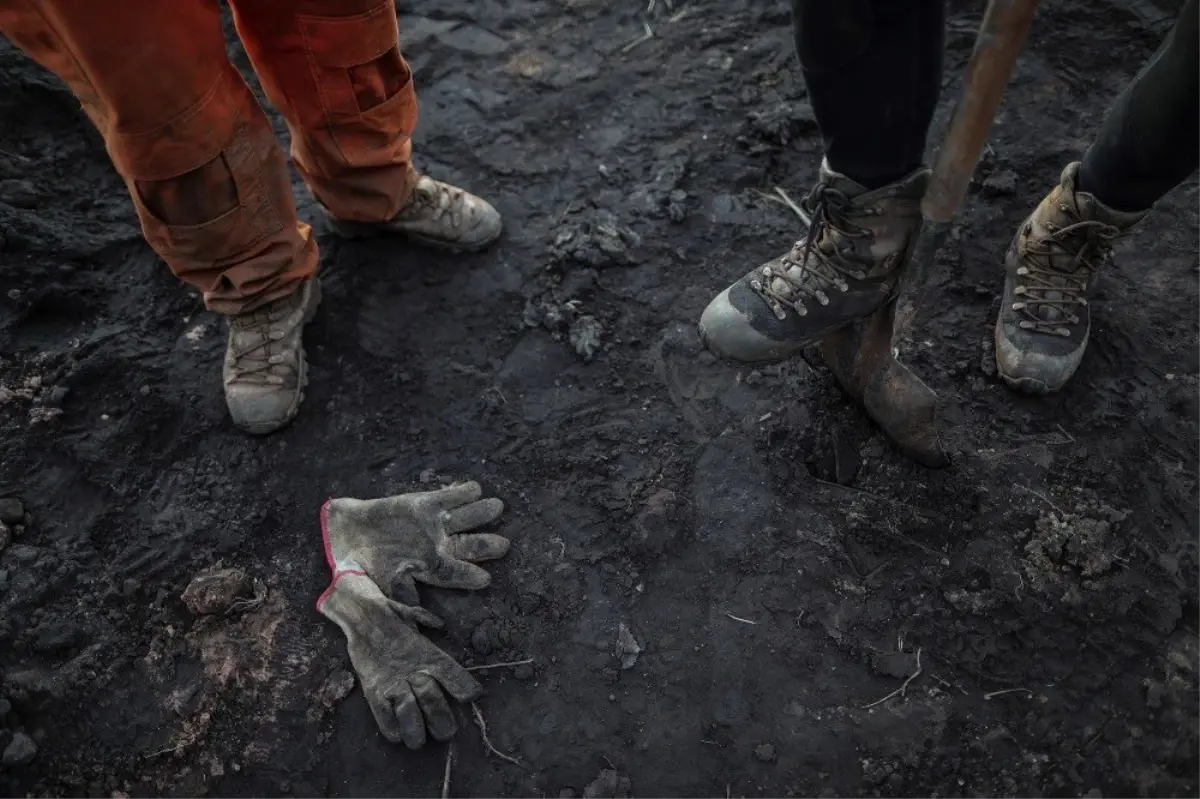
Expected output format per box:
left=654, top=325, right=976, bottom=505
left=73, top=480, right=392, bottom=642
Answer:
left=225, top=383, right=303, bottom=435
left=994, top=322, right=1084, bottom=395
left=699, top=286, right=788, bottom=363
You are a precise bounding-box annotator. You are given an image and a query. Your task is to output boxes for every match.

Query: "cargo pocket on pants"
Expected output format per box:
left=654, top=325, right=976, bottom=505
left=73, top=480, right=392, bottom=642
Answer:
left=298, top=2, right=416, bottom=167
left=134, top=124, right=285, bottom=276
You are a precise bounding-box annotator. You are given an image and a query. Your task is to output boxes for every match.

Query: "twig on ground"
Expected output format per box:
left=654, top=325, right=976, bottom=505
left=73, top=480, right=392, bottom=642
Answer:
left=145, top=742, right=185, bottom=759
left=442, top=744, right=454, bottom=799
left=756, top=189, right=812, bottom=227
left=1055, top=424, right=1075, bottom=443
left=1013, top=483, right=1065, bottom=516
left=724, top=612, right=758, bottom=625
left=646, top=0, right=655, bottom=13
left=471, top=702, right=523, bottom=767
left=773, top=187, right=811, bottom=226
left=862, top=647, right=923, bottom=709
left=668, top=7, right=690, bottom=22
left=983, top=687, right=1033, bottom=700
left=621, top=22, right=655, bottom=53
left=467, top=657, right=534, bottom=672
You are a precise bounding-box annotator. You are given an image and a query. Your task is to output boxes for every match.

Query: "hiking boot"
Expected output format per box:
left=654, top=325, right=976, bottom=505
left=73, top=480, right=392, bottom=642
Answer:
left=994, top=162, right=1147, bottom=394
left=223, top=278, right=322, bottom=435
left=699, top=160, right=928, bottom=363
left=326, top=173, right=502, bottom=252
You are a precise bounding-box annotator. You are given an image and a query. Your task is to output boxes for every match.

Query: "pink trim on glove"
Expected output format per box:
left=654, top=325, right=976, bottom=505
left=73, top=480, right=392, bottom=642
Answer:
left=316, top=498, right=366, bottom=611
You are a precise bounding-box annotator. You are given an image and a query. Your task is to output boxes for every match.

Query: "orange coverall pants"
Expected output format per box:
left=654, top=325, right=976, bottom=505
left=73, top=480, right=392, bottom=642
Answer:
left=0, top=0, right=418, bottom=314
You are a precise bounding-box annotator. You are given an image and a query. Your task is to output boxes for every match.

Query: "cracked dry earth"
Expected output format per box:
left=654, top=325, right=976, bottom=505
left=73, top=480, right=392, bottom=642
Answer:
left=0, top=0, right=1197, bottom=796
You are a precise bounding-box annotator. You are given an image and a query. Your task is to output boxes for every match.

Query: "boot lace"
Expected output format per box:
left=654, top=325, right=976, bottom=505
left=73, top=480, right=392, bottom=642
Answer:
left=227, top=297, right=298, bottom=387
left=1014, top=215, right=1120, bottom=336
left=752, top=182, right=876, bottom=320
left=401, top=178, right=466, bottom=230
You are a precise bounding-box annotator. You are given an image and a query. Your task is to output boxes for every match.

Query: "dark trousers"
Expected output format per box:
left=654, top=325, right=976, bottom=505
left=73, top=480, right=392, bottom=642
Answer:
left=792, top=0, right=1199, bottom=211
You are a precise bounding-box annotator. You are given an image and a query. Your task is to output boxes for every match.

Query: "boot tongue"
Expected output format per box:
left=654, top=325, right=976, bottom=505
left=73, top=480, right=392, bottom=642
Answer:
left=771, top=169, right=871, bottom=297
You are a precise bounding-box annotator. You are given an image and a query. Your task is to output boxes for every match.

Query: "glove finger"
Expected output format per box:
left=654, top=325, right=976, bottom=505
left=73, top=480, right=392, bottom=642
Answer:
left=448, top=532, right=511, bottom=563
left=443, top=498, right=505, bottom=534
left=432, top=660, right=484, bottom=704
left=426, top=559, right=493, bottom=590
left=389, top=571, right=422, bottom=607
left=410, top=672, right=458, bottom=741
left=364, top=689, right=408, bottom=744
left=387, top=599, right=445, bottom=630
left=392, top=684, right=429, bottom=750
left=424, top=481, right=483, bottom=510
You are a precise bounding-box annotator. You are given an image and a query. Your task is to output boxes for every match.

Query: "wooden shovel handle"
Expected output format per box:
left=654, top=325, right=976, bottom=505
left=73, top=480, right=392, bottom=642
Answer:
left=922, top=0, right=1041, bottom=224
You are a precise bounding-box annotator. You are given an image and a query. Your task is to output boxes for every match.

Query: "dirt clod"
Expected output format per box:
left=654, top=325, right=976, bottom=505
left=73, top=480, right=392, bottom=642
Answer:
left=754, top=743, right=777, bottom=763
left=582, top=769, right=632, bottom=798
left=181, top=567, right=256, bottom=616
left=0, top=497, right=23, bottom=525
left=2, top=732, right=37, bottom=767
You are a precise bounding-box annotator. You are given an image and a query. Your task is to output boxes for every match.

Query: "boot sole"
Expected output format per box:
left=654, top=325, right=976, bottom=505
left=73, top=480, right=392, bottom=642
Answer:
left=238, top=278, right=323, bottom=436
left=325, top=217, right=502, bottom=254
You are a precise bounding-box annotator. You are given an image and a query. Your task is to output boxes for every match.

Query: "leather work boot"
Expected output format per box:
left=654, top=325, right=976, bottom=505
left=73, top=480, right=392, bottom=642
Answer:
left=994, top=162, right=1147, bottom=394
left=223, top=278, right=322, bottom=435
left=326, top=173, right=502, bottom=252
left=699, top=160, right=928, bottom=363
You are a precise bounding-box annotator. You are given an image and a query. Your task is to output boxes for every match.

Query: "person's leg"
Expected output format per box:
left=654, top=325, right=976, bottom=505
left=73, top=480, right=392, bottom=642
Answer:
left=994, top=0, right=1198, bottom=394
left=0, top=0, right=320, bottom=433
left=230, top=0, right=501, bottom=250
left=1077, top=0, right=1199, bottom=212
left=699, top=0, right=945, bottom=363
left=794, top=0, right=944, bottom=190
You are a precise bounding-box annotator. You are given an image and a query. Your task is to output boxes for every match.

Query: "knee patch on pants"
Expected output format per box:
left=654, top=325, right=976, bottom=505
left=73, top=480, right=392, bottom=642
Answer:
left=298, top=1, right=417, bottom=167
left=792, top=0, right=875, bottom=73
left=106, top=67, right=285, bottom=271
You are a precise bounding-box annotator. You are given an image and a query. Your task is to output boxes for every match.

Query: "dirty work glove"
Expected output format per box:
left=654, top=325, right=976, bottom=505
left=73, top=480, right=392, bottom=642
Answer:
left=316, top=481, right=510, bottom=748
left=321, top=480, right=510, bottom=604
left=317, top=571, right=481, bottom=748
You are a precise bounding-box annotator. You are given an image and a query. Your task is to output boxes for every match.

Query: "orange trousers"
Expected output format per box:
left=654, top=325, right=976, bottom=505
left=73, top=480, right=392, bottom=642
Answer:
left=0, top=0, right=419, bottom=314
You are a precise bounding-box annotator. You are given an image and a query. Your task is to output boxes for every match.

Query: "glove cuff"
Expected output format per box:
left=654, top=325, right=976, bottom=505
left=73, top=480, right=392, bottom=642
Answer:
left=318, top=498, right=368, bottom=611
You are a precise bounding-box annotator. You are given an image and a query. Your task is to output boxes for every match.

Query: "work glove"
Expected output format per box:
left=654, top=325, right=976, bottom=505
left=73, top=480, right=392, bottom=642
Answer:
left=316, top=481, right=511, bottom=749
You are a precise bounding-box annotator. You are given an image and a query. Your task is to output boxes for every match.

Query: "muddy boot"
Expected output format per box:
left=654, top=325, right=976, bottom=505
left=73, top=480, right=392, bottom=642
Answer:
left=222, top=279, right=322, bottom=435
left=699, top=160, right=928, bottom=363
left=326, top=174, right=502, bottom=252
left=994, top=163, right=1147, bottom=394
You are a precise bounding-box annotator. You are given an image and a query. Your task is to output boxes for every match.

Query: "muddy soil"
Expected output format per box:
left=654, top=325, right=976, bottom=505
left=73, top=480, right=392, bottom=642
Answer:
left=0, top=0, right=1197, bottom=796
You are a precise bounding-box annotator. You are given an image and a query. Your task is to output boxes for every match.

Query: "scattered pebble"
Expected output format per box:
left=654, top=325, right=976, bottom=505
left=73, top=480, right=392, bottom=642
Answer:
left=2, top=732, right=38, bottom=767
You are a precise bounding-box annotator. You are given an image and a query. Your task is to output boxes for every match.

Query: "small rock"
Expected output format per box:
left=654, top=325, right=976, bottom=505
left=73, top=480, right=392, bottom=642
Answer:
left=558, top=789, right=578, bottom=799
left=2, top=732, right=38, bottom=767
left=513, top=663, right=535, bottom=681
left=615, top=623, right=642, bottom=670
left=0, top=522, right=9, bottom=552
left=754, top=743, right=777, bottom=762
left=0, top=696, right=11, bottom=717
left=0, top=497, right=24, bottom=525
left=181, top=567, right=256, bottom=615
